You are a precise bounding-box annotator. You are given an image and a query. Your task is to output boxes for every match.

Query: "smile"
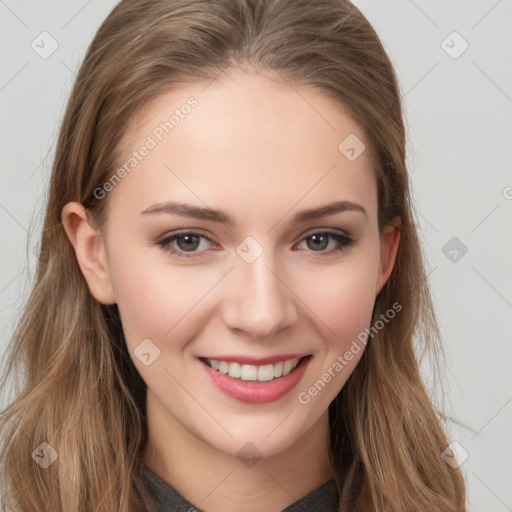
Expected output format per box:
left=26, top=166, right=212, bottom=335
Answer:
left=198, top=354, right=312, bottom=404
left=202, top=357, right=302, bottom=382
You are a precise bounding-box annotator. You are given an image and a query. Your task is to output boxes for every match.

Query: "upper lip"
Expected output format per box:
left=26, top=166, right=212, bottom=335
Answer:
left=199, top=353, right=310, bottom=365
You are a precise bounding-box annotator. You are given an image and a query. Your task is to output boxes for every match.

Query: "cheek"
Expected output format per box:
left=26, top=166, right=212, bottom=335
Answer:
left=295, top=255, right=379, bottom=344
left=106, top=244, right=191, bottom=343
left=322, top=280, right=374, bottom=336
left=295, top=263, right=376, bottom=408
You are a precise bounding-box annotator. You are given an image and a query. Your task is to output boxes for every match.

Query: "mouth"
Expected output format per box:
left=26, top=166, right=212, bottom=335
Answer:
left=199, top=355, right=309, bottom=382
left=197, top=354, right=312, bottom=404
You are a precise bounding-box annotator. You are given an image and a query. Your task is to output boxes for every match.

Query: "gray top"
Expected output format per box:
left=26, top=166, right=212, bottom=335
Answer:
left=141, top=464, right=339, bottom=511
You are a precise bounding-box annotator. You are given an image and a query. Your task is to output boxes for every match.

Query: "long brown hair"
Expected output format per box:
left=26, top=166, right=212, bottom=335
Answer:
left=0, top=0, right=466, bottom=510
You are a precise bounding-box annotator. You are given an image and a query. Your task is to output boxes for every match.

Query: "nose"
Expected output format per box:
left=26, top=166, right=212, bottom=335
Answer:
left=221, top=250, right=298, bottom=340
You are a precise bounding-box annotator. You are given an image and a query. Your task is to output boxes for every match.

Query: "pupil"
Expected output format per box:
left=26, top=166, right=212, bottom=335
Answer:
left=309, top=234, right=328, bottom=251
left=178, top=235, right=199, bottom=251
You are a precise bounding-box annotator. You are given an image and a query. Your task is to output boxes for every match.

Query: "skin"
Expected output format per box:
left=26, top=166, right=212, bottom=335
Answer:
left=62, top=68, right=400, bottom=512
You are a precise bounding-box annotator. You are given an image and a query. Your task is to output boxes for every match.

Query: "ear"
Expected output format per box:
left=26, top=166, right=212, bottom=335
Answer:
left=375, top=217, right=401, bottom=297
left=61, top=202, right=116, bottom=305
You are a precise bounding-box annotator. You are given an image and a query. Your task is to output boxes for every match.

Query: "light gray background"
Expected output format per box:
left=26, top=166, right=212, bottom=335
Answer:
left=1, top=1, right=511, bottom=510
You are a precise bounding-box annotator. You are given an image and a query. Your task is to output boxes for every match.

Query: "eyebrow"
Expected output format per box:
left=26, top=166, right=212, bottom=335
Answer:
left=140, top=200, right=367, bottom=224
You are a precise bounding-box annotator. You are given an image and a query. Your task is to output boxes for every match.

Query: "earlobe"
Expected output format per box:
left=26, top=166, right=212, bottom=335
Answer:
left=61, top=202, right=116, bottom=305
left=375, top=217, right=401, bottom=296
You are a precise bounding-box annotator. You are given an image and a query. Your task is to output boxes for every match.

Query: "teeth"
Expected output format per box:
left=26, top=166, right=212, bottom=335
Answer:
left=218, top=361, right=229, bottom=375
left=240, top=364, right=258, bottom=381
left=206, top=357, right=301, bottom=381
left=283, top=359, right=294, bottom=376
left=273, top=361, right=283, bottom=378
left=258, top=364, right=274, bottom=381
left=228, top=362, right=241, bottom=378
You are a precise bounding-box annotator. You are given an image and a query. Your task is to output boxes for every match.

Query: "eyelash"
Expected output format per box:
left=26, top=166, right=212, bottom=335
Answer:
left=154, top=230, right=355, bottom=260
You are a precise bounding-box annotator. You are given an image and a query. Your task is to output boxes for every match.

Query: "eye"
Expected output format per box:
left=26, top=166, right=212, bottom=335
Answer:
left=295, top=231, right=355, bottom=256
left=155, top=231, right=215, bottom=259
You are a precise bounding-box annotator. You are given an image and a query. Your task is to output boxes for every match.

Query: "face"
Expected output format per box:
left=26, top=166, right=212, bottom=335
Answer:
left=69, top=69, right=399, bottom=460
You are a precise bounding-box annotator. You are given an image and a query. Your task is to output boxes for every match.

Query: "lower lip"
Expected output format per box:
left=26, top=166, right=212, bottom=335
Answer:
left=200, top=356, right=311, bottom=404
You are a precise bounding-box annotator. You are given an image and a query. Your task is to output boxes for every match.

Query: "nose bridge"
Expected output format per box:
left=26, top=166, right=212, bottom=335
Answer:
left=222, top=239, right=297, bottom=338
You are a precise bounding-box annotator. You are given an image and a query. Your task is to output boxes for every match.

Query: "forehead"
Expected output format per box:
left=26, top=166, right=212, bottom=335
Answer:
left=108, top=69, right=378, bottom=227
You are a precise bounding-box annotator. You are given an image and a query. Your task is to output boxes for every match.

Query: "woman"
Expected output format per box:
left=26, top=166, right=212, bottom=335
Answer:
left=0, top=0, right=467, bottom=510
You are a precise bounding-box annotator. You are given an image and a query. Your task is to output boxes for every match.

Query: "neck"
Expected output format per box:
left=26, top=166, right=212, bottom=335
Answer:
left=141, top=391, right=336, bottom=512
